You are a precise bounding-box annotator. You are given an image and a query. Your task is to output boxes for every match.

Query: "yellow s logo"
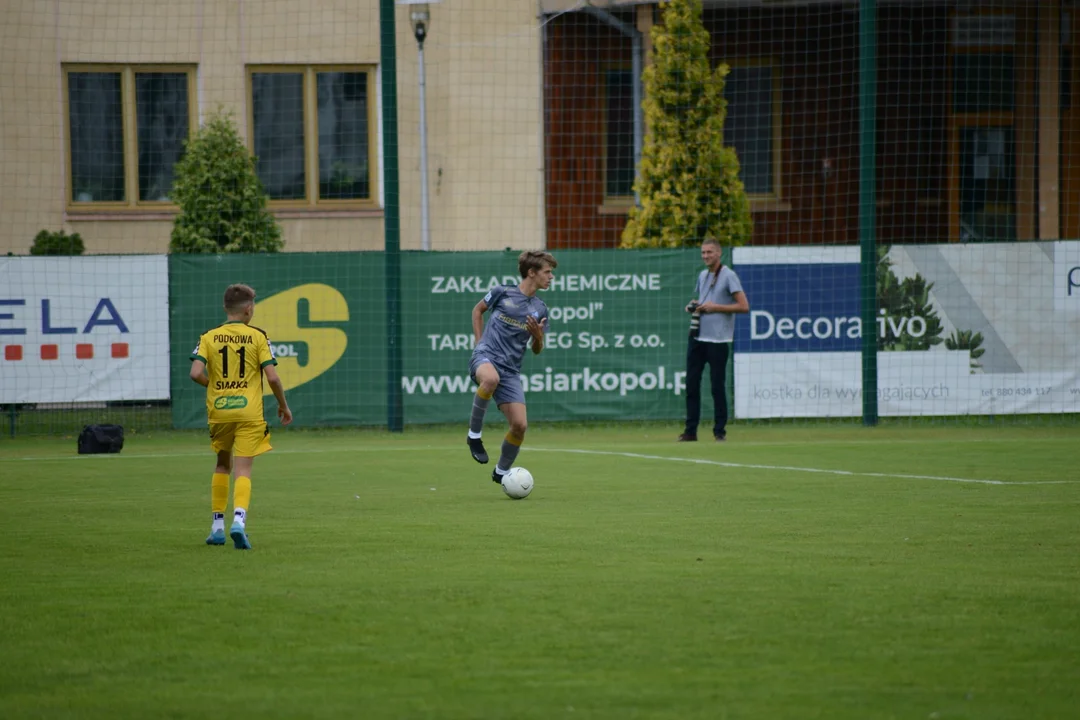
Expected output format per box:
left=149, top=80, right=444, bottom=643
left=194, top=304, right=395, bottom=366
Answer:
left=255, top=284, right=349, bottom=393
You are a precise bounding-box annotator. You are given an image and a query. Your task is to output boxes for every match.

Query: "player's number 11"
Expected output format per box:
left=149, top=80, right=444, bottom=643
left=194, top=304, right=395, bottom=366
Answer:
left=218, top=346, right=246, bottom=379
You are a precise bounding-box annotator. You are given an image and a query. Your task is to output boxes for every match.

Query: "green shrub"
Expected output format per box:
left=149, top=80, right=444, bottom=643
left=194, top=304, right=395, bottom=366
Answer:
left=30, top=230, right=85, bottom=256
left=170, top=109, right=283, bottom=254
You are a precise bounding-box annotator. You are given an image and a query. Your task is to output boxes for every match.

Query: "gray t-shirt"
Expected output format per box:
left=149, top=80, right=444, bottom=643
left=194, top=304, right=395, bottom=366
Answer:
left=471, top=284, right=549, bottom=376
left=694, top=265, right=744, bottom=343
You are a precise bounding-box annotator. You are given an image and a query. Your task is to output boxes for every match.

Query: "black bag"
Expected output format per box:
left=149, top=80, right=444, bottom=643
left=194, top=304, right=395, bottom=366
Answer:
left=78, top=424, right=125, bottom=454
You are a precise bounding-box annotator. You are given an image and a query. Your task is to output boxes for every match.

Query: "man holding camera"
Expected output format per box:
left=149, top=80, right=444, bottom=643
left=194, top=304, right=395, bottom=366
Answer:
left=679, top=238, right=749, bottom=442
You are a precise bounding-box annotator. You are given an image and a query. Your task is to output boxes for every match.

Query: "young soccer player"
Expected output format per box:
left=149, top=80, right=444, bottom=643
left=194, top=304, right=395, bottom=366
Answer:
left=466, top=250, right=556, bottom=485
left=189, top=284, right=292, bottom=550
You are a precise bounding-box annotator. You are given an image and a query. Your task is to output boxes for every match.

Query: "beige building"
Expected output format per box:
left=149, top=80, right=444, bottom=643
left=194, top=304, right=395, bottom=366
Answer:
left=0, top=0, right=545, bottom=255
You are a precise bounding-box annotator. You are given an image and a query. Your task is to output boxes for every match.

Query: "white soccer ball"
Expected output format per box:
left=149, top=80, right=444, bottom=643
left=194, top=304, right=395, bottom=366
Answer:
left=501, top=467, right=534, bottom=499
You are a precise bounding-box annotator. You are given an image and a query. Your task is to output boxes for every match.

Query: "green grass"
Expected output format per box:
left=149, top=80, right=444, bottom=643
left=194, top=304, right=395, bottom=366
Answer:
left=1, top=424, right=1078, bottom=719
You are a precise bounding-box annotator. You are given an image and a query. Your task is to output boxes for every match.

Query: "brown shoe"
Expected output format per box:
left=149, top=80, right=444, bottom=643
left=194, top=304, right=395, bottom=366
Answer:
left=677, top=432, right=698, bottom=442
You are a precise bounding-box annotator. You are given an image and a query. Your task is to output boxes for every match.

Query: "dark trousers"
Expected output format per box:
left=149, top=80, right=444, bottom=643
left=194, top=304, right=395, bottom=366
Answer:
left=684, top=338, right=730, bottom=437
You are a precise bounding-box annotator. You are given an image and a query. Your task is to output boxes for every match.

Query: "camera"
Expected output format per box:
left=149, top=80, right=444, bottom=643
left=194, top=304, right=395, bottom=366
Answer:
left=687, top=301, right=701, bottom=338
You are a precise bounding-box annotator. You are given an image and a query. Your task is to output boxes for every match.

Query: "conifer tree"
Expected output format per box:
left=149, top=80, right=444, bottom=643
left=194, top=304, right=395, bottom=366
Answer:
left=622, top=0, right=752, bottom=248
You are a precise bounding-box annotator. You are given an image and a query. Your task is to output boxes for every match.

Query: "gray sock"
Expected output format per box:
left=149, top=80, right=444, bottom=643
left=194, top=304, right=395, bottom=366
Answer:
left=497, top=433, right=523, bottom=472
left=469, top=392, right=491, bottom=435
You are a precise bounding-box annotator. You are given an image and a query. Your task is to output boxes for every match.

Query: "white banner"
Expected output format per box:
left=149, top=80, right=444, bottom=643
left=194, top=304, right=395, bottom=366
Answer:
left=736, top=351, right=1078, bottom=418
left=1054, top=241, right=1080, bottom=314
left=733, top=243, right=1080, bottom=418
left=0, top=256, right=170, bottom=403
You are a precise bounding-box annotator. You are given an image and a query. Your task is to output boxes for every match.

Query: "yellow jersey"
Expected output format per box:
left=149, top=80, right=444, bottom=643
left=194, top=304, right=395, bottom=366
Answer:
left=190, top=321, right=277, bottom=424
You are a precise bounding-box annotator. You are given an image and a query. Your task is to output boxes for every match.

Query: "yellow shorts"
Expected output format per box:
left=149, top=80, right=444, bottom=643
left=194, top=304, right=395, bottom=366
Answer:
left=209, top=421, right=272, bottom=457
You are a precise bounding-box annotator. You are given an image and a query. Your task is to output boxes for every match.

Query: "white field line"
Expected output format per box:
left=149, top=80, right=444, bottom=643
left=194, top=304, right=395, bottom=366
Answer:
left=0, top=446, right=456, bottom=463
left=534, top=448, right=1076, bottom=486
left=0, top=444, right=1073, bottom=486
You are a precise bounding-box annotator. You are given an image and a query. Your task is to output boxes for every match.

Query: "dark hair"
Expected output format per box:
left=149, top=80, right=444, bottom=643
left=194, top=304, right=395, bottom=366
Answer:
left=223, top=284, right=256, bottom=312
left=518, top=250, right=557, bottom=279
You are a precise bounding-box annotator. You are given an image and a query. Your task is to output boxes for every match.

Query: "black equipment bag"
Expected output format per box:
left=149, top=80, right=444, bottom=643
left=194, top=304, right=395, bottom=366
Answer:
left=77, top=424, right=125, bottom=454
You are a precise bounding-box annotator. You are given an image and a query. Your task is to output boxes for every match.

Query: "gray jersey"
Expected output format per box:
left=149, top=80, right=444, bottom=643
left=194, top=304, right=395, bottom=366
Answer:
left=695, top=265, right=744, bottom=343
left=471, top=284, right=548, bottom=376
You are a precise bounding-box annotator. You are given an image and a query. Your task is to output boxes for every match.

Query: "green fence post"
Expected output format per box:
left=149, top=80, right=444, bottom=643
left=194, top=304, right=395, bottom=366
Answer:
left=859, top=0, right=879, bottom=426
left=381, top=0, right=404, bottom=432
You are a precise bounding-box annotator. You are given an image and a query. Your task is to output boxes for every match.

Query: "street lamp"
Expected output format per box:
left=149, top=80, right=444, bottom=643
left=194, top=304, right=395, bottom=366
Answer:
left=410, top=4, right=431, bottom=251
left=410, top=5, right=429, bottom=44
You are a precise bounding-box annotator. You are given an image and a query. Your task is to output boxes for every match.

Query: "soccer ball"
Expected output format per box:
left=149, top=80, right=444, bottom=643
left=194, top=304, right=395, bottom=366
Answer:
left=501, top=467, right=534, bottom=499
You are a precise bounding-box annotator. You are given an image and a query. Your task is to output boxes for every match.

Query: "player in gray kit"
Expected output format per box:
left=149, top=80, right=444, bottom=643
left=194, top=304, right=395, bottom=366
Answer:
left=466, top=250, right=557, bottom=485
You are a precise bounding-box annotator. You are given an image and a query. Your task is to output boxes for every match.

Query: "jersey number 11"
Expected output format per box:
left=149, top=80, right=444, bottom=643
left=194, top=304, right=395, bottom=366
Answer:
left=218, top=346, right=247, bottom=379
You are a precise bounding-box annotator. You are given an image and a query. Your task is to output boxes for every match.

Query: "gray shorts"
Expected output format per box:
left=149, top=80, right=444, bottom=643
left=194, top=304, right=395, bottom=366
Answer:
left=469, top=355, right=526, bottom=406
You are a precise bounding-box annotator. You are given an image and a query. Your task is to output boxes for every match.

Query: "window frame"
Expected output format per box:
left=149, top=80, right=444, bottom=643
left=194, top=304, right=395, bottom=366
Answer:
left=946, top=6, right=1020, bottom=242
left=1063, top=9, right=1079, bottom=241
left=600, top=63, right=637, bottom=207
left=62, top=64, right=198, bottom=213
left=600, top=57, right=783, bottom=206
left=246, top=64, right=379, bottom=209
left=720, top=57, right=784, bottom=202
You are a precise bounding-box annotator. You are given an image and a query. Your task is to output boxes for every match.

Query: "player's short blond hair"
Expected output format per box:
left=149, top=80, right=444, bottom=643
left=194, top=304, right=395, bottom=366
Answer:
left=223, top=284, right=256, bottom=313
left=518, top=250, right=557, bottom=279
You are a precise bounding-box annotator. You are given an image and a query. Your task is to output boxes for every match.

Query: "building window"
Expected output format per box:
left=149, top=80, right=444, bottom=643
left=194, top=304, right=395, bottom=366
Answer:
left=604, top=69, right=635, bottom=199
left=948, top=12, right=1018, bottom=243
left=723, top=63, right=781, bottom=197
left=952, top=53, right=1015, bottom=112
left=64, top=65, right=195, bottom=207
left=958, top=126, right=1016, bottom=242
left=251, top=71, right=306, bottom=201
left=249, top=66, right=376, bottom=206
left=602, top=61, right=781, bottom=201
left=1062, top=48, right=1072, bottom=111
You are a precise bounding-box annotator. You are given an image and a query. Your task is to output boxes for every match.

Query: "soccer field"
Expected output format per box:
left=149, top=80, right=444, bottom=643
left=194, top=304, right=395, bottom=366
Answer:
left=1, top=423, right=1077, bottom=719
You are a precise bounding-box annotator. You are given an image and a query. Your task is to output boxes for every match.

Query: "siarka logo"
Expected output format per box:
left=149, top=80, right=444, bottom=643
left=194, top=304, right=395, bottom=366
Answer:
left=255, top=284, right=349, bottom=394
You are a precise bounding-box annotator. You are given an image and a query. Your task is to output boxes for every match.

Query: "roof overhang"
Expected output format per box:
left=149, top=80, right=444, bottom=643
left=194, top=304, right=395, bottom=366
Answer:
left=538, top=0, right=1050, bottom=16
left=539, top=0, right=650, bottom=13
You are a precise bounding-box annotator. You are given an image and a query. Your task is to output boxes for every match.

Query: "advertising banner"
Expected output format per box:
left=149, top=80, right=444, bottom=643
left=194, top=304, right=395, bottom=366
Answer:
left=169, top=254, right=386, bottom=428
left=0, top=256, right=170, bottom=403
left=170, top=250, right=710, bottom=428
left=168, top=243, right=1077, bottom=427
left=400, top=249, right=711, bottom=424
left=733, top=243, right=1080, bottom=418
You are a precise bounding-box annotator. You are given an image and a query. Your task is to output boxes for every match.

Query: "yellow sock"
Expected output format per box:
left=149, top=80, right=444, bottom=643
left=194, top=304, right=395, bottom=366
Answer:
left=211, top=473, right=229, bottom=514
left=233, top=476, right=252, bottom=525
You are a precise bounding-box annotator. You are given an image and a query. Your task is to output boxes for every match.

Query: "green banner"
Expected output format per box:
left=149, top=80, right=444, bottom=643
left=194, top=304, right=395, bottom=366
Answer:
left=400, top=249, right=728, bottom=424
left=170, top=249, right=730, bottom=429
left=169, top=253, right=386, bottom=429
